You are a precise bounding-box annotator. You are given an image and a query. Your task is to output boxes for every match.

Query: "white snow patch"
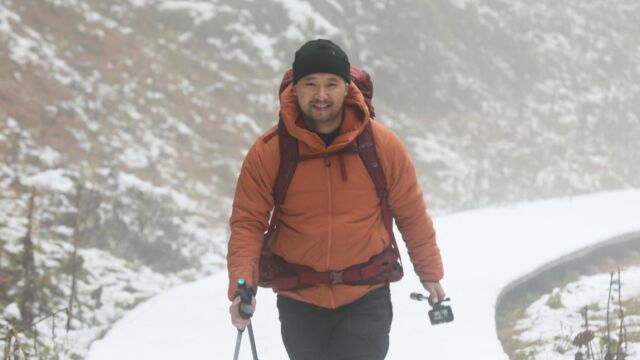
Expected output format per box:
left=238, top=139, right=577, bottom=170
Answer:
left=5, top=18, right=82, bottom=86
left=0, top=3, right=20, bottom=34
left=119, top=147, right=150, bottom=168
left=273, top=0, right=339, bottom=40
left=36, top=146, right=63, bottom=166
left=225, top=22, right=280, bottom=70
left=231, top=113, right=263, bottom=135
left=157, top=1, right=232, bottom=25
left=117, top=172, right=199, bottom=211
left=21, top=168, right=75, bottom=193
left=52, top=225, right=75, bottom=237
left=129, top=0, right=150, bottom=7
left=2, top=303, right=21, bottom=321
left=325, top=0, right=345, bottom=13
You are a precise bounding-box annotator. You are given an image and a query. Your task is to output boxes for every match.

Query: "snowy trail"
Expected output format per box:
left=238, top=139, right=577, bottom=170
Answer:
left=86, top=190, right=640, bottom=359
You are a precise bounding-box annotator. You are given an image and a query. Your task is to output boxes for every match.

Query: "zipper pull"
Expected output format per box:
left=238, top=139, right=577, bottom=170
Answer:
left=324, top=155, right=331, bottom=167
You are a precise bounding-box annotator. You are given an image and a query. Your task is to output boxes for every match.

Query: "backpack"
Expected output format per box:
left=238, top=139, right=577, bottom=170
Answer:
left=257, top=66, right=403, bottom=291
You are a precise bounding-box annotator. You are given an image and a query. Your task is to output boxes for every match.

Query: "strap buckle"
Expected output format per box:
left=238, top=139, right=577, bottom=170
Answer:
left=330, top=271, right=344, bottom=285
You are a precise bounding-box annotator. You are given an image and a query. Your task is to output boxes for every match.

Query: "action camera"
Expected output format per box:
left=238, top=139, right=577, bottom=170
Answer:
left=428, top=299, right=454, bottom=325
left=410, top=293, right=454, bottom=325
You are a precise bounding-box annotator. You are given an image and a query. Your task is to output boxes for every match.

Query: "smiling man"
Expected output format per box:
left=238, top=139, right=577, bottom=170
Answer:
left=296, top=72, right=345, bottom=131
left=227, top=39, right=446, bottom=360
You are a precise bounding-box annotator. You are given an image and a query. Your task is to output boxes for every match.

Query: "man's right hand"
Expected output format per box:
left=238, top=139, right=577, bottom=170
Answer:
left=229, top=296, right=256, bottom=330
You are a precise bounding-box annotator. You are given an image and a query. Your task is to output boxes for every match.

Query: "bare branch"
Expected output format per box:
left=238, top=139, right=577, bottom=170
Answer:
left=1, top=307, right=69, bottom=342
left=67, top=183, right=84, bottom=333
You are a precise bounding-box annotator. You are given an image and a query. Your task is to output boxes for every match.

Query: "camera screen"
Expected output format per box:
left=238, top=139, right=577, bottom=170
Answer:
left=428, top=306, right=454, bottom=325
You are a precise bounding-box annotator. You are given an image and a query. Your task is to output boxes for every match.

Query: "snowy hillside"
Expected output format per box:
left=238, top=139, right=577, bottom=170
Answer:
left=2, top=0, right=639, bottom=212
left=2, top=0, right=639, bottom=357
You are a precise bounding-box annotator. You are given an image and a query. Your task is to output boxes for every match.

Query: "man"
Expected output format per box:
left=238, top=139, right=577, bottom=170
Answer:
left=228, top=39, right=445, bottom=359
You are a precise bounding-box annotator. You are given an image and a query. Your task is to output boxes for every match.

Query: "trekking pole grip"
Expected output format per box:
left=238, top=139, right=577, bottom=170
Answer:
left=237, top=278, right=255, bottom=319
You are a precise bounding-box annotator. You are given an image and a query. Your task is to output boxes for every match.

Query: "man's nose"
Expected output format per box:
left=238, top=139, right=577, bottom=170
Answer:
left=314, top=86, right=329, bottom=100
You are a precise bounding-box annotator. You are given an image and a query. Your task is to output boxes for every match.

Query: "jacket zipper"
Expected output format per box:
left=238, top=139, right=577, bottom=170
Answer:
left=325, top=154, right=336, bottom=308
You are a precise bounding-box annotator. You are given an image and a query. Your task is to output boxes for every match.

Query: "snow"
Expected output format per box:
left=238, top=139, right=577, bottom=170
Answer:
left=0, top=4, right=19, bottom=34
left=156, top=1, right=233, bottom=25
left=273, top=0, right=340, bottom=40
left=515, top=267, right=640, bottom=357
left=20, top=168, right=76, bottom=193
left=225, top=22, right=280, bottom=70
left=2, top=303, right=21, bottom=321
left=450, top=0, right=480, bottom=9
left=35, top=146, right=63, bottom=167
left=86, top=190, right=640, bottom=359
left=117, top=172, right=199, bottom=211
left=119, top=147, right=150, bottom=168
left=2, top=8, right=82, bottom=86
left=230, top=113, right=264, bottom=136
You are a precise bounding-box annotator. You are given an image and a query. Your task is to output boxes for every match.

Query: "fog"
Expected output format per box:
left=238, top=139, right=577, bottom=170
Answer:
left=1, top=0, right=639, bottom=358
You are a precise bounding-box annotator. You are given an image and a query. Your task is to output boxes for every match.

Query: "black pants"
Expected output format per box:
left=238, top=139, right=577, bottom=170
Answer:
left=277, top=285, right=393, bottom=360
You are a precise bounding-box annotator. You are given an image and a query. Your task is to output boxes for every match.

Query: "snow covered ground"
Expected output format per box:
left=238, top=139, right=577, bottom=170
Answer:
left=515, top=266, right=640, bottom=357
left=86, top=190, right=640, bottom=359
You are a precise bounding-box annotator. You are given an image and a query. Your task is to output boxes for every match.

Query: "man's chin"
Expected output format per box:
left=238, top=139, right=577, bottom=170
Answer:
left=307, top=115, right=333, bottom=123
left=301, top=109, right=341, bottom=125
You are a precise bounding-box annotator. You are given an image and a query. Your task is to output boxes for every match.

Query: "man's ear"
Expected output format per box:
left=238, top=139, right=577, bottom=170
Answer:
left=292, top=84, right=297, bottom=97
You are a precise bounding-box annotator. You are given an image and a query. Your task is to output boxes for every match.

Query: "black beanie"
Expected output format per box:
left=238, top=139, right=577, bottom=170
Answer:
left=292, top=39, right=350, bottom=84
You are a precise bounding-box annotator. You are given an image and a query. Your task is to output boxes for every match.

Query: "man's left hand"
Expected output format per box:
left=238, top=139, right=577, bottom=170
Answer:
left=422, top=281, right=446, bottom=307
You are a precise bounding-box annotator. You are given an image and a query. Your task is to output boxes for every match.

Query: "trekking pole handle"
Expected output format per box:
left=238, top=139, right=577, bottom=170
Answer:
left=237, top=278, right=255, bottom=320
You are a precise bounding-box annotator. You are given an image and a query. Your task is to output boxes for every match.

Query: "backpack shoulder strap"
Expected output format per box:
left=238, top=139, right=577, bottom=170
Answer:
left=273, top=117, right=299, bottom=205
left=264, top=117, right=298, bottom=243
left=356, top=122, right=400, bottom=257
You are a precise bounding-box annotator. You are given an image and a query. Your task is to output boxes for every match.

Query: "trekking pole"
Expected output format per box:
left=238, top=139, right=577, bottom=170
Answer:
left=247, top=322, right=258, bottom=359
left=233, top=329, right=243, bottom=360
left=233, top=278, right=259, bottom=360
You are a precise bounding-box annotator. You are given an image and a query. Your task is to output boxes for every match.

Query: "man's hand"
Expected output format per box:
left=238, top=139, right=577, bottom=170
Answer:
left=229, top=296, right=257, bottom=331
left=422, top=281, right=446, bottom=307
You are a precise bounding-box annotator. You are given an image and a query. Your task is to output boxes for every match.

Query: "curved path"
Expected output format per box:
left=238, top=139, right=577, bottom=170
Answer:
left=86, top=190, right=640, bottom=359
left=497, top=230, right=640, bottom=314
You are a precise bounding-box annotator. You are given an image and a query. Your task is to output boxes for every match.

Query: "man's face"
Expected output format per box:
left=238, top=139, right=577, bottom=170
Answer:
left=293, top=73, right=348, bottom=129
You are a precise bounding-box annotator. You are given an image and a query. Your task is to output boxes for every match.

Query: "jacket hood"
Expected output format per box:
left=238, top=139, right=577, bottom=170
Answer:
left=279, top=82, right=371, bottom=153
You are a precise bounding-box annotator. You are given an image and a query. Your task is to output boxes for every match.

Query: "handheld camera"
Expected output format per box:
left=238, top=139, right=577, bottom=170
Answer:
left=410, top=293, right=454, bottom=325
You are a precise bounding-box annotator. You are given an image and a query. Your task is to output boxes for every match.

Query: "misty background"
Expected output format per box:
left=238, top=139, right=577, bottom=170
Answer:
left=1, top=0, right=639, bottom=357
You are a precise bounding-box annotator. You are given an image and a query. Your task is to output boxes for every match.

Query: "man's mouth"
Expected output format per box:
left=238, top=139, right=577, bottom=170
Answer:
left=312, top=102, right=331, bottom=110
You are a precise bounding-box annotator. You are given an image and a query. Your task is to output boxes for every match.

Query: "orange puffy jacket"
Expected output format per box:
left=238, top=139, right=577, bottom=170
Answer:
left=227, top=82, right=443, bottom=308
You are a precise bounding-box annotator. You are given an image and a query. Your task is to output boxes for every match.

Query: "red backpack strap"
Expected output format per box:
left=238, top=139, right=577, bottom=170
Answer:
left=356, top=122, right=400, bottom=257
left=264, top=117, right=298, bottom=244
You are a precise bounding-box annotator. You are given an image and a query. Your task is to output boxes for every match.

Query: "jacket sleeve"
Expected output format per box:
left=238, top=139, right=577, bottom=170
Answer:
left=379, top=128, right=444, bottom=282
left=227, top=140, right=275, bottom=300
